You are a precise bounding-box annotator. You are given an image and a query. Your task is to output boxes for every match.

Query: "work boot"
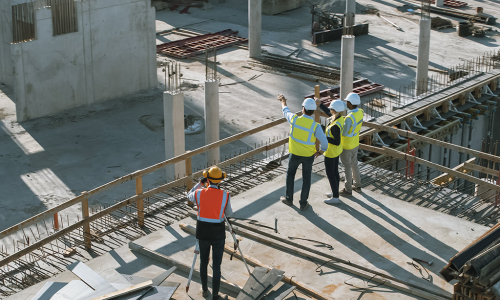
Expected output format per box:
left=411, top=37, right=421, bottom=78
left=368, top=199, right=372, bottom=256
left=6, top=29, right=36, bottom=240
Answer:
left=300, top=203, right=311, bottom=211
left=339, top=188, right=352, bottom=197
left=201, top=288, right=209, bottom=298
left=353, top=187, right=362, bottom=193
left=280, top=196, right=293, bottom=206
left=213, top=295, right=228, bottom=300
left=324, top=198, right=341, bottom=205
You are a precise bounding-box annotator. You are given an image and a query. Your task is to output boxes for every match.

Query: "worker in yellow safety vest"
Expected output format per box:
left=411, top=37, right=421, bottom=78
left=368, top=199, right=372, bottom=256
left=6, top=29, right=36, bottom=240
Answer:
left=339, top=93, right=364, bottom=196
left=187, top=166, right=232, bottom=300
left=316, top=100, right=346, bottom=205
left=277, top=94, right=328, bottom=211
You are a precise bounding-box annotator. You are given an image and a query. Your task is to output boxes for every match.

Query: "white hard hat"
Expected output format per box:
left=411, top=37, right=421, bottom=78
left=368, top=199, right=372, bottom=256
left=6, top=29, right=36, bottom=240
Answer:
left=302, top=98, right=317, bottom=111
left=328, top=100, right=345, bottom=112
left=344, top=92, right=361, bottom=105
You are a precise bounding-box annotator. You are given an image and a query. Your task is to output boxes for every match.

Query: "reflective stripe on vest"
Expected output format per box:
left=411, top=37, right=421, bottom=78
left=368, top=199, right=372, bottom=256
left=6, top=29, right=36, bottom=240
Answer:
left=342, top=109, right=364, bottom=150
left=196, top=187, right=228, bottom=223
left=289, top=115, right=319, bottom=157
left=324, top=116, right=344, bottom=158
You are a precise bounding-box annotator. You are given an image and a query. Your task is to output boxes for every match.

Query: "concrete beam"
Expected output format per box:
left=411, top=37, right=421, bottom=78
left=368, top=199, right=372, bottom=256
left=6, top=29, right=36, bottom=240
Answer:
left=164, top=92, right=186, bottom=181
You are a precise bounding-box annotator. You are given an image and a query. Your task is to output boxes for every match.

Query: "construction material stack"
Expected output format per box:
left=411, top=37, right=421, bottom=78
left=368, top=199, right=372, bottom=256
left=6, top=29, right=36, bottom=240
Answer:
left=441, top=223, right=500, bottom=300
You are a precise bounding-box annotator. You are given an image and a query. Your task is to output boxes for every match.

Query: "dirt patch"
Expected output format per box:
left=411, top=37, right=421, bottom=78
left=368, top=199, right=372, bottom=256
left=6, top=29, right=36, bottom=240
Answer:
left=321, top=284, right=338, bottom=294
left=139, top=115, right=164, bottom=132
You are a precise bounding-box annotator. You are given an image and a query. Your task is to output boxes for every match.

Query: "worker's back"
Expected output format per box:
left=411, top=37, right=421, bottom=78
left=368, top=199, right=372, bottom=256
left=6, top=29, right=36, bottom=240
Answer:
left=195, top=185, right=228, bottom=241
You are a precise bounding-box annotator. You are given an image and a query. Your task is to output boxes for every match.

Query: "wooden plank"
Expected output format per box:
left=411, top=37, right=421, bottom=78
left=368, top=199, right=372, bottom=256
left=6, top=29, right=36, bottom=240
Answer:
left=432, top=158, right=476, bottom=185
left=464, top=162, right=500, bottom=178
left=129, top=242, right=243, bottom=296
left=66, top=261, right=114, bottom=291
left=360, top=144, right=500, bottom=193
left=88, top=280, right=152, bottom=300
left=82, top=196, right=91, bottom=249
left=181, top=222, right=450, bottom=300
left=363, top=121, right=500, bottom=164
left=136, top=177, right=145, bottom=227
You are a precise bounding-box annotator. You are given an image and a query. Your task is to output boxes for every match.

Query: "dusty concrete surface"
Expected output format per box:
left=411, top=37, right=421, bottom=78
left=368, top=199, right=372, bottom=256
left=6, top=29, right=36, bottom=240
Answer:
left=8, top=171, right=489, bottom=300
left=0, top=0, right=499, bottom=291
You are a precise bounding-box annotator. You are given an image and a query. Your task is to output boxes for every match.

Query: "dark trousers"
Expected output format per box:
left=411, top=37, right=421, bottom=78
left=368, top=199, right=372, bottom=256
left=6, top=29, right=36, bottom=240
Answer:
left=324, top=156, right=340, bottom=198
left=199, top=239, right=225, bottom=297
left=286, top=154, right=314, bottom=207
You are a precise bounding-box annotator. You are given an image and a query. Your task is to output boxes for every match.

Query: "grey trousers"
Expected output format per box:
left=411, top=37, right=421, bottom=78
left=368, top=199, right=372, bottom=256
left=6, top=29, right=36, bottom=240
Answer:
left=340, top=147, right=361, bottom=192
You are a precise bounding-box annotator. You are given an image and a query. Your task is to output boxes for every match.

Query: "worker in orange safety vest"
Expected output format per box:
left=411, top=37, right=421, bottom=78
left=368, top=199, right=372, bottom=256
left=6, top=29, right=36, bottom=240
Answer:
left=187, top=166, right=233, bottom=300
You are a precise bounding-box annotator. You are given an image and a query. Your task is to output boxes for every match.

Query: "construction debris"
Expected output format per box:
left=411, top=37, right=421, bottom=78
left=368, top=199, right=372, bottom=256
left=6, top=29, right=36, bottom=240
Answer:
left=431, top=16, right=453, bottom=30
left=156, top=30, right=248, bottom=58
left=249, top=53, right=343, bottom=84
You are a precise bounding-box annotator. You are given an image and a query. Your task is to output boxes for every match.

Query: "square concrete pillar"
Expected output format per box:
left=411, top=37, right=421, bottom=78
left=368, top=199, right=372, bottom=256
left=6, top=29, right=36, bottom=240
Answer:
left=340, top=35, right=355, bottom=101
left=164, top=91, right=186, bottom=181
left=249, top=0, right=262, bottom=58
left=416, top=18, right=431, bottom=96
left=205, top=80, right=220, bottom=166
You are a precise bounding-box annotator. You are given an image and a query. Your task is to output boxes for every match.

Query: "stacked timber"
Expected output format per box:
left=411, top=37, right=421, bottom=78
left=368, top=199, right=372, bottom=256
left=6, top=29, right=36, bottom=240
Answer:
left=441, top=223, right=500, bottom=300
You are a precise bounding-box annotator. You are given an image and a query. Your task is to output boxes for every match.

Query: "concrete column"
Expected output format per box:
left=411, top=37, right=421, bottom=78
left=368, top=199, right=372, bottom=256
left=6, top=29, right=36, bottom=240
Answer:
left=248, top=0, right=262, bottom=58
left=205, top=80, right=220, bottom=166
left=81, top=1, right=95, bottom=106
left=164, top=91, right=186, bottom=181
left=416, top=17, right=431, bottom=96
left=345, top=0, right=356, bottom=27
left=340, top=35, right=355, bottom=101
left=435, top=0, right=444, bottom=7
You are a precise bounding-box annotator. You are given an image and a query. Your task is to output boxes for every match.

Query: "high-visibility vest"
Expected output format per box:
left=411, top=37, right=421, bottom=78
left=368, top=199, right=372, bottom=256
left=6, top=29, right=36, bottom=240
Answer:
left=342, top=109, right=364, bottom=150
left=195, top=187, right=228, bottom=223
left=324, top=116, right=344, bottom=158
left=289, top=115, right=319, bottom=157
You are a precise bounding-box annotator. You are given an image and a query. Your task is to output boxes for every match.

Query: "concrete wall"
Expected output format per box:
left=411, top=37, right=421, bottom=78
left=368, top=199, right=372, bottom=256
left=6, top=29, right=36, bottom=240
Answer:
left=0, top=1, right=14, bottom=86
left=262, top=0, right=305, bottom=15
left=11, top=0, right=156, bottom=121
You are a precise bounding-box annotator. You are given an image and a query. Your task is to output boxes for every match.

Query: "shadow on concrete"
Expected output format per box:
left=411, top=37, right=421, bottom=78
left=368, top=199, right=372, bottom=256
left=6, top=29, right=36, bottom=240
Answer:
left=298, top=204, right=450, bottom=296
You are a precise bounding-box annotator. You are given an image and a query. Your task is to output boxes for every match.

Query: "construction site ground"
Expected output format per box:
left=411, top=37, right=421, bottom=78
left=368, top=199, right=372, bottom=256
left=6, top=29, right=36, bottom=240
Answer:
left=8, top=158, right=491, bottom=300
left=2, top=0, right=500, bottom=234
left=1, top=0, right=500, bottom=298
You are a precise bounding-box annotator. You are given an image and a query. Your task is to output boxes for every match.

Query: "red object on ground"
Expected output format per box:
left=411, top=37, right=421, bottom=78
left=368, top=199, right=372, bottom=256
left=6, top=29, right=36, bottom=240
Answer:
left=156, top=30, right=248, bottom=59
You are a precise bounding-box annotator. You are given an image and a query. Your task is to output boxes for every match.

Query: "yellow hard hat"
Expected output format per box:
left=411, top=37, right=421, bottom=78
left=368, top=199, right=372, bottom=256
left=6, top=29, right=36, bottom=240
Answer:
left=203, top=166, right=226, bottom=183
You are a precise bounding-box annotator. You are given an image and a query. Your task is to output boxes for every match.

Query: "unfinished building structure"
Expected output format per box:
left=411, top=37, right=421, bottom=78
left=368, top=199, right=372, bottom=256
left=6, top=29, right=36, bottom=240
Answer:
left=0, top=0, right=157, bottom=122
left=1, top=0, right=500, bottom=299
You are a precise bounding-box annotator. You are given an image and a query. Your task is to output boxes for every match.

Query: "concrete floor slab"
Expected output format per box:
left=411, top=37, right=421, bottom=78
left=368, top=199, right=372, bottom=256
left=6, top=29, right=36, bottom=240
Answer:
left=8, top=172, right=488, bottom=300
